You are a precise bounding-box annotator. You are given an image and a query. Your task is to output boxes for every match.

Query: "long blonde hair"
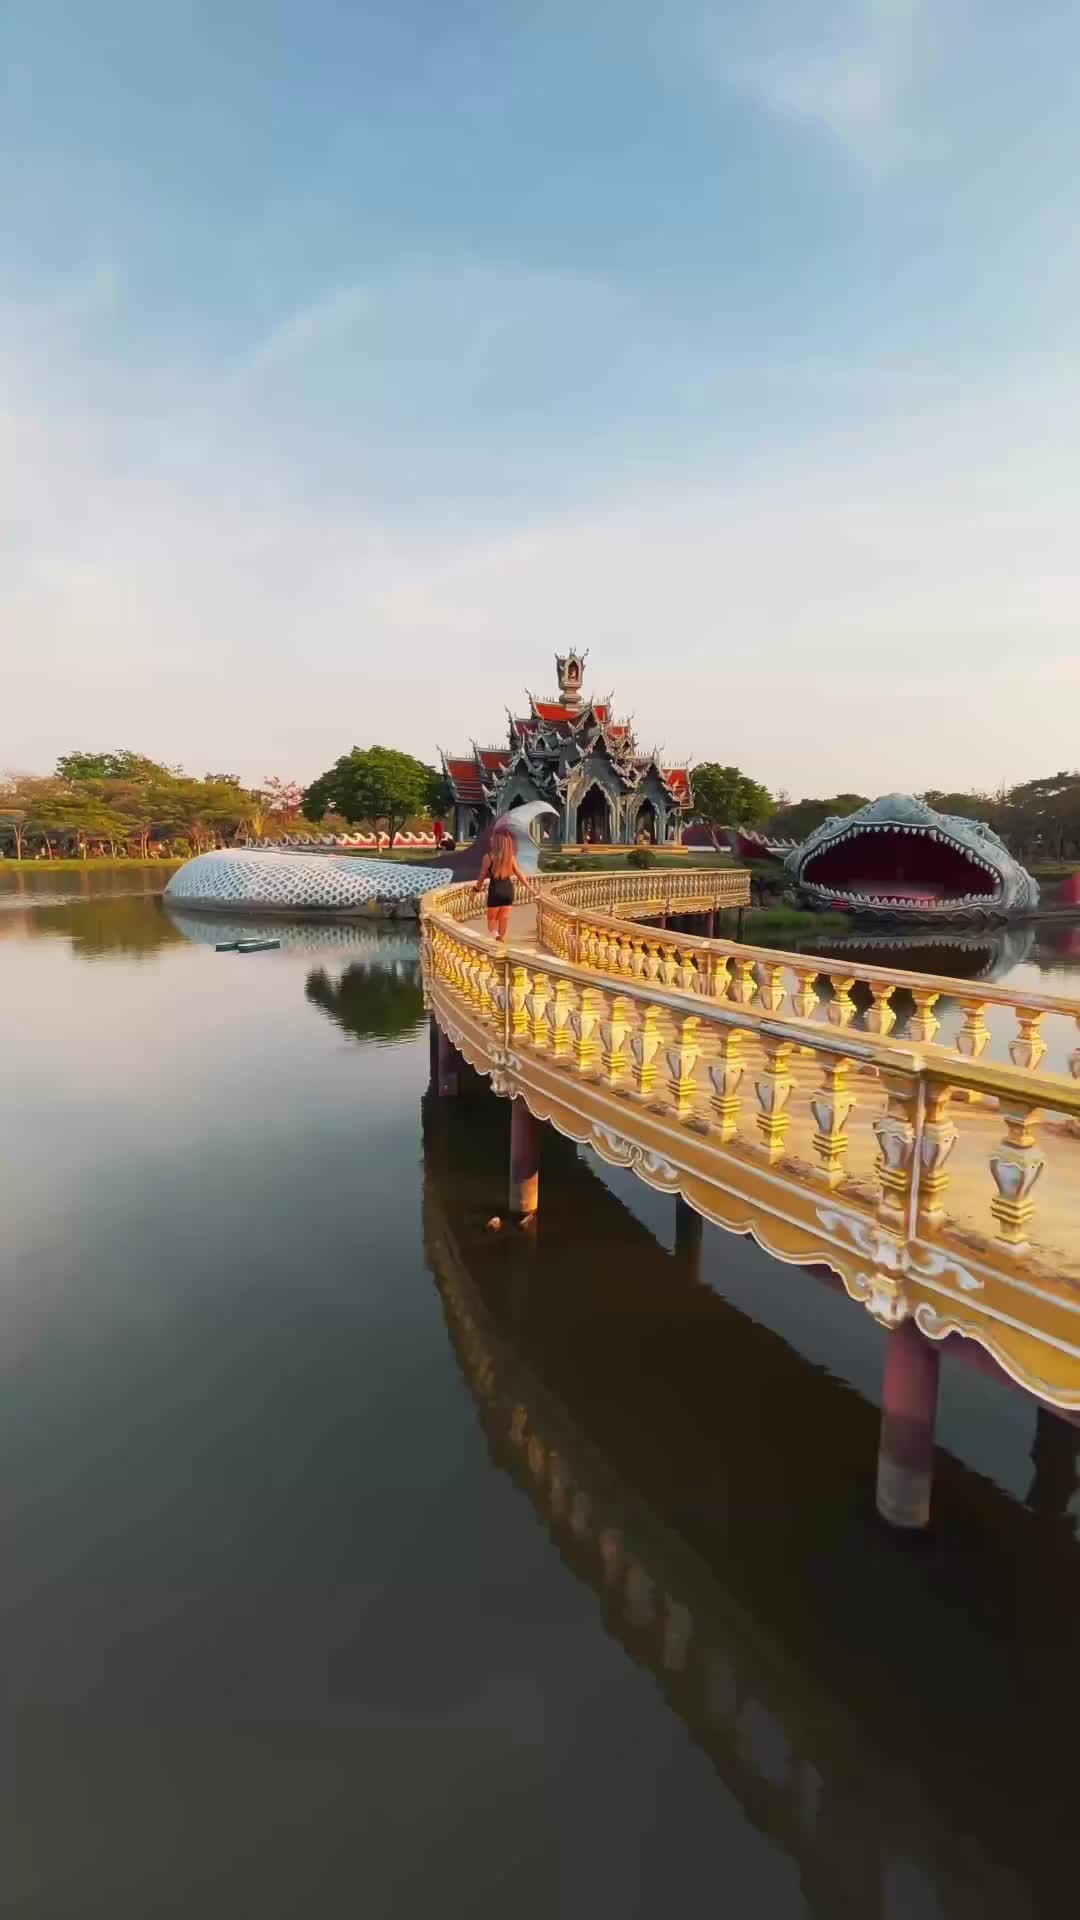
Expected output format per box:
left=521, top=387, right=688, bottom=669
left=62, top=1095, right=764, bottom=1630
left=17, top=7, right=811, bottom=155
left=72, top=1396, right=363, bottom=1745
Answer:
left=488, top=829, right=515, bottom=879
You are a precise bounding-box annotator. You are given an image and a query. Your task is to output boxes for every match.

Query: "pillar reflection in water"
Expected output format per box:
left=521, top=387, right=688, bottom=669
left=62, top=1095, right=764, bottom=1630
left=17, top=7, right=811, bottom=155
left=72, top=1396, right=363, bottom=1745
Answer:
left=420, top=1080, right=1080, bottom=1920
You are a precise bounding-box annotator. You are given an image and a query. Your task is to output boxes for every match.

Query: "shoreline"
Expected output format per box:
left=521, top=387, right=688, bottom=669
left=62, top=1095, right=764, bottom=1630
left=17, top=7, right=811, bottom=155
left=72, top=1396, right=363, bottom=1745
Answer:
left=1, top=857, right=184, bottom=873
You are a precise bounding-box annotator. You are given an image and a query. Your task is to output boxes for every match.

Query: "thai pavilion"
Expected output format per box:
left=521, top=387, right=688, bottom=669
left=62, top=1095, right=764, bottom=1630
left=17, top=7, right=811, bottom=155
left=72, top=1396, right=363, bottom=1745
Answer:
left=441, top=652, right=693, bottom=847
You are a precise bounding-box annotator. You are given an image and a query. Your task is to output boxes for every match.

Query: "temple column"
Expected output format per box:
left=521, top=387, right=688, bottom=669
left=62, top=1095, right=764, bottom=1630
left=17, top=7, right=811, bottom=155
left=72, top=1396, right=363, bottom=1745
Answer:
left=875, top=1320, right=941, bottom=1530
left=437, top=1025, right=461, bottom=1098
left=509, top=1096, right=541, bottom=1217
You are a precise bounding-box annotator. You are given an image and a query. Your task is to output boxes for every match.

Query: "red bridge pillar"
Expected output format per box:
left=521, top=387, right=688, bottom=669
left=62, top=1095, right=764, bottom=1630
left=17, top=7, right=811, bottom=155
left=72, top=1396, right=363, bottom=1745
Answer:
left=509, top=1097, right=541, bottom=1217
left=876, top=1319, right=941, bottom=1529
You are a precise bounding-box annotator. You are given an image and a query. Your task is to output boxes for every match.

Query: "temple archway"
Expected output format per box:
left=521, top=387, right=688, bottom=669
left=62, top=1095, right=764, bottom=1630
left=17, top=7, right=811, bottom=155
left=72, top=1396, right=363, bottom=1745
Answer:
left=634, top=798, right=658, bottom=844
left=576, top=784, right=611, bottom=845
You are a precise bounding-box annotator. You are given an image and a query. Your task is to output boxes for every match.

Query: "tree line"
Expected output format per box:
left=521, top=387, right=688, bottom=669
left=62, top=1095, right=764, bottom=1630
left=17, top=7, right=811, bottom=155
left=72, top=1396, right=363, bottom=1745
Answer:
left=10, top=743, right=1079, bottom=869
left=0, top=754, right=305, bottom=859
left=0, top=746, right=446, bottom=860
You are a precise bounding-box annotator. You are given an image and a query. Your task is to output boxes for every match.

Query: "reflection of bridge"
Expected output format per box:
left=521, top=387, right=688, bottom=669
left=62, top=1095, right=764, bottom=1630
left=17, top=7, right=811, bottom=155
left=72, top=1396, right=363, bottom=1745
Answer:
left=421, top=866, right=1080, bottom=1527
left=421, top=1097, right=1080, bottom=1920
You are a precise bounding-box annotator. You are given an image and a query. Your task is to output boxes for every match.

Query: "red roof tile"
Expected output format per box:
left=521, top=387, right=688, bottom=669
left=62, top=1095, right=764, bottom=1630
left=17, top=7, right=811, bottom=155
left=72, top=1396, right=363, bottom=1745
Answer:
left=533, top=702, right=580, bottom=723
left=445, top=756, right=485, bottom=800
left=478, top=750, right=510, bottom=771
left=664, top=767, right=690, bottom=796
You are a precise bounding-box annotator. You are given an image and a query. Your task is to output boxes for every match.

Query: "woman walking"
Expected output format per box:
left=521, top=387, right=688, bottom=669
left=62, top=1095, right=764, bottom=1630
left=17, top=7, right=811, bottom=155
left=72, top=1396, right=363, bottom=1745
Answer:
left=475, top=827, right=530, bottom=942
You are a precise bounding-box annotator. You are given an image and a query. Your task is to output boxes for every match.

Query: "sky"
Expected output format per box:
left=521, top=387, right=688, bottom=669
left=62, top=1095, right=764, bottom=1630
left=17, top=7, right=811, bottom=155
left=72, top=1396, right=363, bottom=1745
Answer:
left=4, top=0, right=1080, bottom=797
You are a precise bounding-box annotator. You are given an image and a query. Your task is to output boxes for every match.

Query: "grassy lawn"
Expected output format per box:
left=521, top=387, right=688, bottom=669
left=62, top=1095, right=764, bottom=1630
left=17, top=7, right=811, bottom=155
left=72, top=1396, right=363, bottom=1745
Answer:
left=539, top=849, right=734, bottom=873
left=743, top=906, right=850, bottom=934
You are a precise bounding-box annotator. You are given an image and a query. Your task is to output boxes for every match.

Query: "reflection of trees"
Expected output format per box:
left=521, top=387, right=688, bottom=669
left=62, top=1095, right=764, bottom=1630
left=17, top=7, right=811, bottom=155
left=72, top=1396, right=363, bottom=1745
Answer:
left=16, top=897, right=189, bottom=960
left=305, top=960, right=424, bottom=1044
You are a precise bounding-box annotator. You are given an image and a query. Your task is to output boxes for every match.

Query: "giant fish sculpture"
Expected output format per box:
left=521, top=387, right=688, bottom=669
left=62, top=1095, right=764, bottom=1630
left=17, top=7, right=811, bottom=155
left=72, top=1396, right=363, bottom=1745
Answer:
left=785, top=793, right=1038, bottom=922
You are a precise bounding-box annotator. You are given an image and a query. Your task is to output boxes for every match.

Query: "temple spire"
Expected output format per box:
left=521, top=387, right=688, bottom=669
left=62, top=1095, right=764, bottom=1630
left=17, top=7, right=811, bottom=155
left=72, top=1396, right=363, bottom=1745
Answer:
left=555, top=648, right=587, bottom=710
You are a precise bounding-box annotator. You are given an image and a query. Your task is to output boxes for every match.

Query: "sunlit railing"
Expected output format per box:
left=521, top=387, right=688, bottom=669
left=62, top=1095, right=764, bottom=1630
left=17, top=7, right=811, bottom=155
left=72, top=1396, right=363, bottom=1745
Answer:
left=421, top=869, right=1080, bottom=1406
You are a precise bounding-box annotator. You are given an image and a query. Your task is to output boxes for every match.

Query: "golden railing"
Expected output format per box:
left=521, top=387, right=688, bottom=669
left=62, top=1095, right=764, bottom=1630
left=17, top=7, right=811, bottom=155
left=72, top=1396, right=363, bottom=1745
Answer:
left=421, top=869, right=1080, bottom=1407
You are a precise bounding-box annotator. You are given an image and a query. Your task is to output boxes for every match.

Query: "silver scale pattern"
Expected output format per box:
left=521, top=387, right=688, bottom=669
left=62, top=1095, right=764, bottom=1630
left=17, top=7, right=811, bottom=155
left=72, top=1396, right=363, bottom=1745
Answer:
left=164, top=849, right=446, bottom=913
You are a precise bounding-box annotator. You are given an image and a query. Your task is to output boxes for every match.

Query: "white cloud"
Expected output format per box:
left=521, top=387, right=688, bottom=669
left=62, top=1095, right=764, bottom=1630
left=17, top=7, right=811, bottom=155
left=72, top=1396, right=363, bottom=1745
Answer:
left=244, top=265, right=633, bottom=384
left=5, top=274, right=1080, bottom=799
left=0, top=261, right=123, bottom=332
left=246, top=287, right=375, bottom=374
left=721, top=0, right=937, bottom=175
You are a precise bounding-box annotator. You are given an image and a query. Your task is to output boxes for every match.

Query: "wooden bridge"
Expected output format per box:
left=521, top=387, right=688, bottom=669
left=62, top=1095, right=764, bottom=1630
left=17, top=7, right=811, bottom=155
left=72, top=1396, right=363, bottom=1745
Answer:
left=420, top=865, right=1080, bottom=1526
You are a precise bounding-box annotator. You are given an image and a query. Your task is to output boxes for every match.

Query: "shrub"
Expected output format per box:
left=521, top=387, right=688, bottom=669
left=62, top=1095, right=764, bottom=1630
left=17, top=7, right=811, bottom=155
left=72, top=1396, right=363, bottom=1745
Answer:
left=627, top=848, right=657, bottom=869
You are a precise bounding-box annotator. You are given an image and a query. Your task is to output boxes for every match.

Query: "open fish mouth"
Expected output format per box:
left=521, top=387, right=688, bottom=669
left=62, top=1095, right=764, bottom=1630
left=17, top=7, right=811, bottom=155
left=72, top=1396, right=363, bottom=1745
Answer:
left=799, top=822, right=1002, bottom=912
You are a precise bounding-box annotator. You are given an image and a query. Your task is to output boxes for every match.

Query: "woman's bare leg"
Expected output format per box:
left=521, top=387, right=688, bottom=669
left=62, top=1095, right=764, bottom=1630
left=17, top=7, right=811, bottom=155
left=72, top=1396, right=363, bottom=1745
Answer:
left=496, top=906, right=512, bottom=941
left=487, top=908, right=500, bottom=937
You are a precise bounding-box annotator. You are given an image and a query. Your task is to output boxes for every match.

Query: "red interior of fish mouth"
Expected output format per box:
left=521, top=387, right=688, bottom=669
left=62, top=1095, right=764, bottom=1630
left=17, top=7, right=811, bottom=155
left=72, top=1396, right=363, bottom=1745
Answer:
left=803, top=828, right=994, bottom=900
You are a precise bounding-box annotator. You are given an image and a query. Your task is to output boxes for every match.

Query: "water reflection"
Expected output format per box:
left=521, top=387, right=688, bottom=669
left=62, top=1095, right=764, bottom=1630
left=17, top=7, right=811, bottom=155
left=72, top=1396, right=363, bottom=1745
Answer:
left=164, top=904, right=422, bottom=959
left=789, top=922, right=1036, bottom=982
left=421, top=1084, right=1080, bottom=1920
left=305, top=954, right=425, bottom=1045
left=0, top=894, right=189, bottom=959
left=0, top=862, right=179, bottom=907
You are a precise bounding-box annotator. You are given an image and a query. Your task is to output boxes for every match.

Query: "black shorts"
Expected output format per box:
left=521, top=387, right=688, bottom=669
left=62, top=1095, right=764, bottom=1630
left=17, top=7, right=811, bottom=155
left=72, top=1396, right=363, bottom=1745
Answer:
left=487, top=878, right=514, bottom=908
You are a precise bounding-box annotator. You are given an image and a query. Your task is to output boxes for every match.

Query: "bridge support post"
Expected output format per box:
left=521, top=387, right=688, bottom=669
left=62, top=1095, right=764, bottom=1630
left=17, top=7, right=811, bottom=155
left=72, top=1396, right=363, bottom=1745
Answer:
left=706, top=908, right=716, bottom=938
left=875, top=1320, right=941, bottom=1530
left=509, top=1097, right=541, bottom=1217
left=436, top=1024, right=461, bottom=1098
left=674, top=1195, right=703, bottom=1279
left=736, top=906, right=746, bottom=941
left=1026, top=1406, right=1079, bottom=1518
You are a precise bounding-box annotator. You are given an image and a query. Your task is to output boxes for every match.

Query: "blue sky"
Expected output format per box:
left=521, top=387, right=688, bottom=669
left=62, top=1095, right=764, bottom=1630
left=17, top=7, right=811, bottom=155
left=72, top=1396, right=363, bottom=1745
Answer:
left=4, top=1, right=1080, bottom=793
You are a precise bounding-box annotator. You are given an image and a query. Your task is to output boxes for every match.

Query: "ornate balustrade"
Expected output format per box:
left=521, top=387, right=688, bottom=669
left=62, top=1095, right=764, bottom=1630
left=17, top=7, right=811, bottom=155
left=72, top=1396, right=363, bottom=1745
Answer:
left=421, top=870, right=1080, bottom=1407
left=536, top=873, right=1079, bottom=1081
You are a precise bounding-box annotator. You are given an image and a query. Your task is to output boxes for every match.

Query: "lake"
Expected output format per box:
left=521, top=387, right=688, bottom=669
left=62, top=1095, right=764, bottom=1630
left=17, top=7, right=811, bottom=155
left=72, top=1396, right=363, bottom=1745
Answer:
left=3, top=868, right=1079, bottom=1917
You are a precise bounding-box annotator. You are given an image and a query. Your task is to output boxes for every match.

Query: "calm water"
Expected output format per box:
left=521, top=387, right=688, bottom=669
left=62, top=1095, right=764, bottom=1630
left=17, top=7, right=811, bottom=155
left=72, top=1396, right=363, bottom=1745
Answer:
left=4, top=871, right=1080, bottom=1918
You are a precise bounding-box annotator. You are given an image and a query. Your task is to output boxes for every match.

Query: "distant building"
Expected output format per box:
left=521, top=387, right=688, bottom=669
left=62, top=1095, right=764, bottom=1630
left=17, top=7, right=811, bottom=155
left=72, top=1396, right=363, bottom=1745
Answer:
left=441, top=652, right=692, bottom=846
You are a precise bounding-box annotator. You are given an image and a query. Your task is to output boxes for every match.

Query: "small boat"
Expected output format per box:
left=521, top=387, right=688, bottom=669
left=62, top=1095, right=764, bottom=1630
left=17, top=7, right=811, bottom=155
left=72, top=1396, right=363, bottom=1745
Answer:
left=236, top=938, right=281, bottom=953
left=215, top=940, right=241, bottom=952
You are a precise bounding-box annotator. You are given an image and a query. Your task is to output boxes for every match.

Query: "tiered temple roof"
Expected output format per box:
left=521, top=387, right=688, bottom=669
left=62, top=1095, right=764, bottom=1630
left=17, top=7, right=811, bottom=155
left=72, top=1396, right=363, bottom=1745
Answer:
left=441, top=654, right=692, bottom=842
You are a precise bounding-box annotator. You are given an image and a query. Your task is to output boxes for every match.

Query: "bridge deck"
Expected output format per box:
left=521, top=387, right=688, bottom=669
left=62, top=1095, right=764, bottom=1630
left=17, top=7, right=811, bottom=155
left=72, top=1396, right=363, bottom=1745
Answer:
left=424, top=870, right=1080, bottom=1408
left=461, top=904, right=1080, bottom=1285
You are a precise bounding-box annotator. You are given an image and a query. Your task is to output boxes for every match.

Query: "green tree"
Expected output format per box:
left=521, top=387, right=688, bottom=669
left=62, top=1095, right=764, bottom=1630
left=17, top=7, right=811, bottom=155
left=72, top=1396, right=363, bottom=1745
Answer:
left=768, top=794, right=869, bottom=841
left=0, top=774, right=70, bottom=857
left=303, top=746, right=440, bottom=846
left=921, top=791, right=994, bottom=822
left=690, top=764, right=773, bottom=844
left=1003, top=772, right=1080, bottom=861
left=56, top=749, right=174, bottom=783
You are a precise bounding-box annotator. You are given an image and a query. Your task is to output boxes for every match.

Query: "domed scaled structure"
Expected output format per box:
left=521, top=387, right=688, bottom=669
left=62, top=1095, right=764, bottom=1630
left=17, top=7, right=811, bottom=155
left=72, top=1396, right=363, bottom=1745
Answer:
left=164, top=804, right=559, bottom=918
left=164, top=849, right=447, bottom=916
